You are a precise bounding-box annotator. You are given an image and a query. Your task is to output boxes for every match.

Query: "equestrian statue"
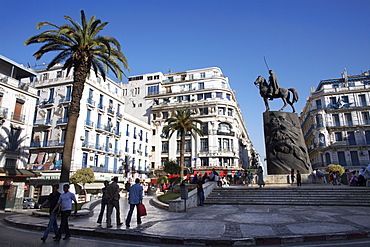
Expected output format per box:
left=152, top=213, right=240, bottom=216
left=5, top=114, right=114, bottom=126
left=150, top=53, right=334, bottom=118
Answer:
left=254, top=70, right=298, bottom=113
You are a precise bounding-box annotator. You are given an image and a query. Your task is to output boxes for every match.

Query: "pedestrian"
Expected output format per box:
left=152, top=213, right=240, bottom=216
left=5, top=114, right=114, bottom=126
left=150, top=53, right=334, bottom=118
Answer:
left=290, top=169, right=295, bottom=184
left=125, top=180, right=131, bottom=197
left=257, top=166, right=265, bottom=188
left=52, top=184, right=77, bottom=242
left=40, top=184, right=60, bottom=242
left=125, top=178, right=143, bottom=227
left=97, top=180, right=109, bottom=224
left=107, top=176, right=122, bottom=228
left=191, top=173, right=198, bottom=184
left=296, top=170, right=302, bottom=187
left=196, top=175, right=205, bottom=206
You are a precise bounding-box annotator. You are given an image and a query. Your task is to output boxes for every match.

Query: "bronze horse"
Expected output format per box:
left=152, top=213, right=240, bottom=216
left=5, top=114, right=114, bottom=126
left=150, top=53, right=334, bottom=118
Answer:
left=254, top=76, right=298, bottom=113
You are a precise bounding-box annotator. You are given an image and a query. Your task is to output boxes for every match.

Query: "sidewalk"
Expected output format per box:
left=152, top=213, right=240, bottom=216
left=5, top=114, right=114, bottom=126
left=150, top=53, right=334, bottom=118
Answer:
left=4, top=184, right=370, bottom=246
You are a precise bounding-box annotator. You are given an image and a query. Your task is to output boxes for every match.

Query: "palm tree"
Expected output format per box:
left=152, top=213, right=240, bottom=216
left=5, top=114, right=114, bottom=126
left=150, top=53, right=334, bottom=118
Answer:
left=0, top=126, right=28, bottom=168
left=163, top=109, right=203, bottom=181
left=24, top=10, right=129, bottom=183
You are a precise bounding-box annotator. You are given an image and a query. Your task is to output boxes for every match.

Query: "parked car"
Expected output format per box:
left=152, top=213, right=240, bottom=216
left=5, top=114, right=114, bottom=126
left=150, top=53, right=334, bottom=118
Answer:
left=22, top=197, right=36, bottom=209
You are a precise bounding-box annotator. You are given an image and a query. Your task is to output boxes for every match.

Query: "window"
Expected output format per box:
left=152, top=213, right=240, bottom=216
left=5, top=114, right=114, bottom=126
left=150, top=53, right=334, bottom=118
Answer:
left=200, top=72, right=205, bottom=78
left=319, top=133, right=326, bottom=146
left=226, top=94, right=231, bottom=100
left=335, top=132, right=342, bottom=141
left=216, top=92, right=223, bottom=98
left=147, top=85, right=159, bottom=95
left=347, top=131, right=356, bottom=145
left=344, top=113, right=353, bottom=126
left=201, top=122, right=208, bottom=135
left=359, top=94, right=367, bottom=106
left=325, top=153, right=331, bottom=165
left=332, top=114, right=340, bottom=126
left=154, top=75, right=160, bottom=80
left=316, top=114, right=323, bottom=127
left=330, top=97, right=337, bottom=107
left=362, top=112, right=370, bottom=125
left=218, top=107, right=225, bottom=115
left=227, top=108, right=233, bottom=116
left=98, top=94, right=104, bottom=109
left=161, top=141, right=169, bottom=153
left=189, top=74, right=194, bottom=80
left=365, top=131, right=370, bottom=145
left=200, top=138, right=209, bottom=151
left=199, top=107, right=208, bottom=115
left=200, top=157, right=209, bottom=166
left=204, top=93, right=212, bottom=99
left=350, top=151, right=359, bottom=166
left=341, top=96, right=349, bottom=103
left=332, top=84, right=339, bottom=88
left=198, top=82, right=204, bottom=90
left=97, top=114, right=102, bottom=129
left=147, top=76, right=153, bottom=80
left=316, top=99, right=322, bottom=109
left=56, top=71, right=63, bottom=78
left=48, top=88, right=54, bottom=103
left=338, top=151, right=347, bottom=166
left=42, top=73, right=48, bottom=80
left=162, top=112, right=168, bottom=119
left=13, top=99, right=24, bottom=122
left=218, top=122, right=231, bottom=132
left=197, top=94, right=203, bottom=100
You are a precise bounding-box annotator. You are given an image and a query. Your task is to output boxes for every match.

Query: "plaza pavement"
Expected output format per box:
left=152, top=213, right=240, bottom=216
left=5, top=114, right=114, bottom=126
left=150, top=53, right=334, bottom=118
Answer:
left=4, top=184, right=370, bottom=246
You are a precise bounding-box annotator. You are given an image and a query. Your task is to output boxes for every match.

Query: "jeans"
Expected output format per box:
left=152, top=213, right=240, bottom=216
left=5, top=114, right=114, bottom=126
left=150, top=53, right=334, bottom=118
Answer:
left=198, top=191, right=204, bottom=206
left=97, top=199, right=108, bottom=223
left=56, top=210, right=71, bottom=239
left=42, top=211, right=58, bottom=239
left=107, top=200, right=121, bottom=226
left=125, top=204, right=141, bottom=225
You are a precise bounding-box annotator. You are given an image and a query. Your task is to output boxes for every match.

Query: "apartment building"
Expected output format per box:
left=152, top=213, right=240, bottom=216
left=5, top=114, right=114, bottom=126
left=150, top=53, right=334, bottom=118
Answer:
left=300, top=69, right=370, bottom=170
left=122, top=67, right=259, bottom=173
left=26, top=64, right=151, bottom=193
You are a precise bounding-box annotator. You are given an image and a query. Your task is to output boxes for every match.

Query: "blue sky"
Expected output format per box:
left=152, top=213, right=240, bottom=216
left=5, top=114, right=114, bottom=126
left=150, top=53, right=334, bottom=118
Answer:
left=1, top=0, right=370, bottom=163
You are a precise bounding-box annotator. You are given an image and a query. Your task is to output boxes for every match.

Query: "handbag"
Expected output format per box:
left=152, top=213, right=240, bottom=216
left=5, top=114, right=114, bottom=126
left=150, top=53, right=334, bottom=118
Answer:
left=138, top=203, right=147, bottom=217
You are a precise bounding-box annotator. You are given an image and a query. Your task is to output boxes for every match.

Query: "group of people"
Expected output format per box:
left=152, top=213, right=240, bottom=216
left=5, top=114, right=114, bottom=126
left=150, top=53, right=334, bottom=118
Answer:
left=290, top=169, right=302, bottom=186
left=345, top=168, right=370, bottom=186
left=41, top=177, right=145, bottom=242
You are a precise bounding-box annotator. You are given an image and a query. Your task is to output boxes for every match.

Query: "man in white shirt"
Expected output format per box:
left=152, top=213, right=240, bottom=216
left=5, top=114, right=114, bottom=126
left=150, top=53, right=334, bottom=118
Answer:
left=52, top=184, right=77, bottom=241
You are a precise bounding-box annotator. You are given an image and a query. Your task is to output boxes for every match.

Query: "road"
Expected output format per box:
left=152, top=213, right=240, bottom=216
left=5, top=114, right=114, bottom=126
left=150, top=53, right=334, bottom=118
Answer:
left=0, top=211, right=173, bottom=247
left=2, top=211, right=370, bottom=247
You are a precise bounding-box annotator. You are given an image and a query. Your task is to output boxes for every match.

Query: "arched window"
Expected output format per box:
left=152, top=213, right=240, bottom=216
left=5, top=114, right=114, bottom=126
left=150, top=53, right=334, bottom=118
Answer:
left=218, top=122, right=231, bottom=132
left=319, top=133, right=326, bottom=146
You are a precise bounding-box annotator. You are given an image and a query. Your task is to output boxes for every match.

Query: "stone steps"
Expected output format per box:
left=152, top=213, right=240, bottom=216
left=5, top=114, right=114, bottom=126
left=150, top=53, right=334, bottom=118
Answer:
left=205, top=186, right=370, bottom=206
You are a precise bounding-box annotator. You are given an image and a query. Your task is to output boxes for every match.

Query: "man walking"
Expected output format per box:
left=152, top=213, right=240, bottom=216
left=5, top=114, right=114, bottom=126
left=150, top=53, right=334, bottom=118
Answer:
left=107, top=177, right=122, bottom=228
left=40, top=184, right=60, bottom=242
left=125, top=178, right=143, bottom=227
left=97, top=180, right=109, bottom=224
left=52, top=184, right=77, bottom=242
left=196, top=175, right=205, bottom=206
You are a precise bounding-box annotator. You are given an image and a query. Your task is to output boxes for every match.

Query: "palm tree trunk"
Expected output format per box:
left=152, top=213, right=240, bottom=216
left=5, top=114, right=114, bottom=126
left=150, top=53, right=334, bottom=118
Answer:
left=180, top=132, right=185, bottom=181
left=60, top=59, right=89, bottom=183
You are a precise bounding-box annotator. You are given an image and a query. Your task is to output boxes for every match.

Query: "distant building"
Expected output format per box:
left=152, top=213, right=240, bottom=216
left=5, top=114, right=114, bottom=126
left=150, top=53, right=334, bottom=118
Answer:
left=122, top=67, right=259, bottom=174
left=0, top=55, right=39, bottom=209
left=300, top=69, right=370, bottom=170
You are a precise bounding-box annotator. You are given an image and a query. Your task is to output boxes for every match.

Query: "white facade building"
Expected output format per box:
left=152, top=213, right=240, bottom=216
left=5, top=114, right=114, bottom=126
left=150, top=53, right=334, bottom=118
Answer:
left=300, top=70, right=370, bottom=170
left=122, top=67, right=258, bottom=173
left=0, top=55, right=38, bottom=171
left=28, top=65, right=151, bottom=181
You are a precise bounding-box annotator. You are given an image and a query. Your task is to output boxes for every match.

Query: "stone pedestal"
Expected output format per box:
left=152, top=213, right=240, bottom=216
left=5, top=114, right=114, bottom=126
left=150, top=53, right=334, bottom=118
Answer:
left=263, top=111, right=311, bottom=174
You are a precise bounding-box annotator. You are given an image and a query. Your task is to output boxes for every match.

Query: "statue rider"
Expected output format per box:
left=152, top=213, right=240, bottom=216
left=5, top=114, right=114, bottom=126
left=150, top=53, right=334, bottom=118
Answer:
left=268, top=70, right=280, bottom=100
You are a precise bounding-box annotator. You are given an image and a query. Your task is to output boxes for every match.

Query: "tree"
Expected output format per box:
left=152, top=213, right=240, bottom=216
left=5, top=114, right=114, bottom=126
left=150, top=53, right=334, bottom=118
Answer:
left=163, top=159, right=180, bottom=175
left=326, top=164, right=345, bottom=175
left=70, top=168, right=95, bottom=202
left=163, top=109, right=203, bottom=180
left=25, top=10, right=129, bottom=183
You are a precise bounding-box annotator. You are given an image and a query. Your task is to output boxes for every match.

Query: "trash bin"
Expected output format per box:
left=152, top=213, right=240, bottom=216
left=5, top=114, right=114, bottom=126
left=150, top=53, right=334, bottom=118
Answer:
left=180, top=184, right=188, bottom=200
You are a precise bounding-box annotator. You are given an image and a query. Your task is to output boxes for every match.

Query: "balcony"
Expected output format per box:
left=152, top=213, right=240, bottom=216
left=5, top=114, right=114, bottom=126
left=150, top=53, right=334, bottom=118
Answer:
left=31, top=140, right=64, bottom=147
left=34, top=119, right=52, bottom=126
left=86, top=98, right=95, bottom=106
left=217, top=130, right=235, bottom=136
left=0, top=107, right=9, bottom=118
left=57, top=118, right=68, bottom=124
left=60, top=96, right=71, bottom=104
left=107, top=108, right=115, bottom=115
left=85, top=120, right=94, bottom=128
left=97, top=103, right=105, bottom=111
left=116, top=112, right=123, bottom=118
left=11, top=113, right=25, bottom=123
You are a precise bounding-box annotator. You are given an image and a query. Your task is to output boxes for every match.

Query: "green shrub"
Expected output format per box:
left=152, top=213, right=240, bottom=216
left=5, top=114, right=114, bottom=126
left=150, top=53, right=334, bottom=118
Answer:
left=158, top=192, right=180, bottom=204
left=326, top=164, right=345, bottom=175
